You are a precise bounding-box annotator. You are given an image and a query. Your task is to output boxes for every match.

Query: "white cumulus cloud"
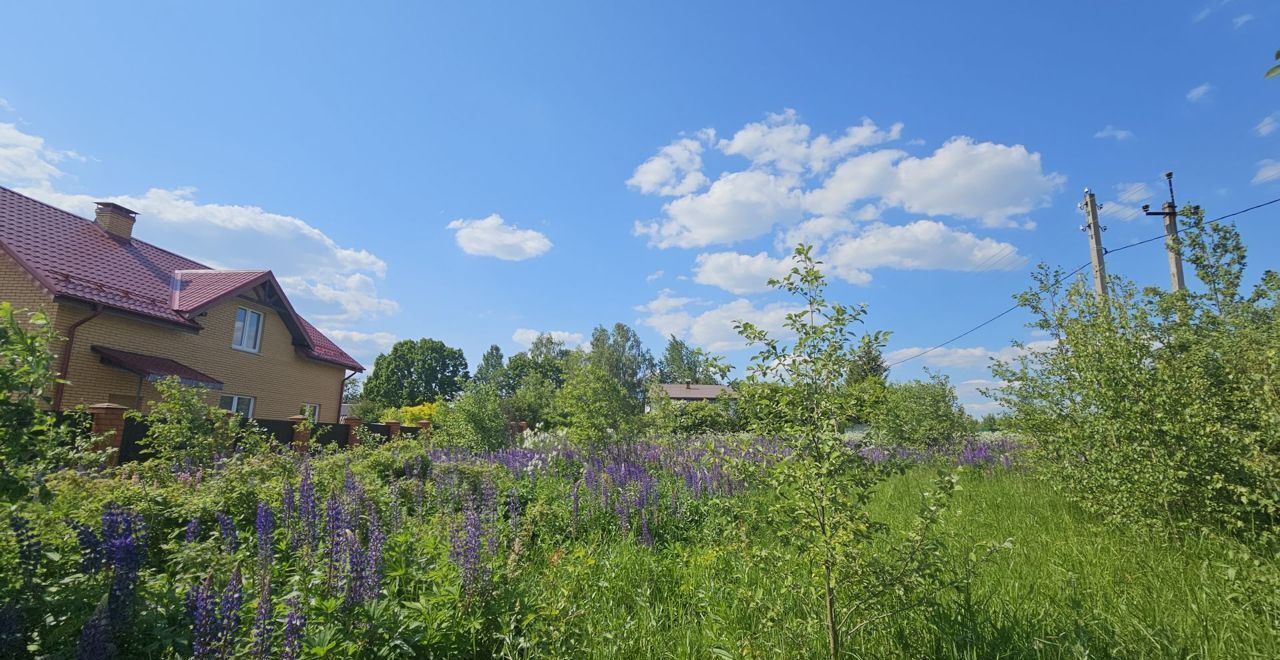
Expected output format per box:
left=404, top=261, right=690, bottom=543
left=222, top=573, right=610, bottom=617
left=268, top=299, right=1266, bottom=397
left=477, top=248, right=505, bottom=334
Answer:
left=823, top=220, right=1026, bottom=285
left=0, top=122, right=85, bottom=186
left=17, top=184, right=397, bottom=325
left=716, top=109, right=902, bottom=174
left=447, top=214, right=553, bottom=261
left=627, top=136, right=710, bottom=196
left=637, top=292, right=801, bottom=352
left=634, top=169, right=804, bottom=248
left=692, top=251, right=793, bottom=295
left=512, top=328, right=584, bottom=348
left=631, top=112, right=1063, bottom=249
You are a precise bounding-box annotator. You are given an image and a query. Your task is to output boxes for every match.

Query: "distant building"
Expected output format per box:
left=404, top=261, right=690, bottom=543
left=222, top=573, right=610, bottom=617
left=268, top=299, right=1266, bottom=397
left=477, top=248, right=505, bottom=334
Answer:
left=646, top=383, right=736, bottom=415
left=0, top=186, right=362, bottom=422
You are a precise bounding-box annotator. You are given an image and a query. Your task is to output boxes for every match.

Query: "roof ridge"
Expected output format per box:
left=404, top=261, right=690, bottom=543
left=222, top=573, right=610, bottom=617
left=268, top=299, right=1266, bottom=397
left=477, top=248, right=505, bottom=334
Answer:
left=174, top=268, right=270, bottom=275
left=0, top=186, right=210, bottom=270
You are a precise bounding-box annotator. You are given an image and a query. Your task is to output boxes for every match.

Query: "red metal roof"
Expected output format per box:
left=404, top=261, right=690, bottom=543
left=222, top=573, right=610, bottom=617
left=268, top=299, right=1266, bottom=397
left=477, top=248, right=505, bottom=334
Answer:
left=171, top=270, right=271, bottom=313
left=0, top=186, right=362, bottom=371
left=92, top=345, right=224, bottom=389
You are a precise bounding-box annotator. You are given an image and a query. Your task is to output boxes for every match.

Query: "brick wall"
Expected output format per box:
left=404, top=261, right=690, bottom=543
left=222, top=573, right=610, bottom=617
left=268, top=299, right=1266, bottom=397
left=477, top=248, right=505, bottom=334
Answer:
left=55, top=296, right=347, bottom=422
left=0, top=249, right=59, bottom=326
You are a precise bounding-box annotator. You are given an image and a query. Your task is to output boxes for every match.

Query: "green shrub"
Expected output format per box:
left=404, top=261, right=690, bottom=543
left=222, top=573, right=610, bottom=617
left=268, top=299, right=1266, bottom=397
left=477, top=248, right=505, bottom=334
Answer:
left=645, top=386, right=739, bottom=437
left=867, top=372, right=970, bottom=449
left=434, top=382, right=507, bottom=450
left=993, top=209, right=1280, bottom=545
left=136, top=378, right=270, bottom=467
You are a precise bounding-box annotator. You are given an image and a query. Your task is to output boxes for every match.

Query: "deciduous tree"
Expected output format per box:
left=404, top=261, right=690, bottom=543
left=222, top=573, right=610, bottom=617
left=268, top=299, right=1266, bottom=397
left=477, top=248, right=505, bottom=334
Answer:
left=363, top=338, right=469, bottom=408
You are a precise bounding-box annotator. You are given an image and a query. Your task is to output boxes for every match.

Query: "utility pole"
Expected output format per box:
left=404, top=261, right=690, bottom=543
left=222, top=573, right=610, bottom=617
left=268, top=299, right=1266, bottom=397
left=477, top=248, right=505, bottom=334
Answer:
left=1080, top=188, right=1108, bottom=299
left=1143, top=171, right=1185, bottom=292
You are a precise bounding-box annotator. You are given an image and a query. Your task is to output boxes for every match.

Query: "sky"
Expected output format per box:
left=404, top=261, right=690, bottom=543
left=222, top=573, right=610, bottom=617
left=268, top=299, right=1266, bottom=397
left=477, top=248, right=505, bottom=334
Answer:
left=2, top=1, right=1278, bottom=413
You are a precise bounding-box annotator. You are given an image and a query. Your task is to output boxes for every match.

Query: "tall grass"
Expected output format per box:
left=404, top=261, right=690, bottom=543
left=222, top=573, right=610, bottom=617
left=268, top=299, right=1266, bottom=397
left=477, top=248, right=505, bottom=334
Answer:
left=506, top=467, right=1278, bottom=658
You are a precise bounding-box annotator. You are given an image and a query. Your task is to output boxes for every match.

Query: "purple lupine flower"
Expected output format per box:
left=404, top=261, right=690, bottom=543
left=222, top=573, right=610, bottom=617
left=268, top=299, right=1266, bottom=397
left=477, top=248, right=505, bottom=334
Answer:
left=101, top=505, right=145, bottom=629
left=215, top=511, right=238, bottom=553
left=282, top=479, right=297, bottom=551
left=250, top=580, right=272, bottom=660
left=298, top=461, right=317, bottom=552
left=66, top=519, right=105, bottom=572
left=362, top=504, right=385, bottom=602
left=324, top=495, right=348, bottom=595
left=280, top=594, right=304, bottom=660
left=449, top=493, right=489, bottom=599
left=190, top=575, right=218, bottom=659
left=9, top=513, right=40, bottom=582
left=216, top=567, right=243, bottom=657
left=344, top=529, right=366, bottom=609
left=343, top=463, right=364, bottom=509
left=255, top=502, right=274, bottom=571
left=77, top=603, right=113, bottom=660
left=388, top=500, right=402, bottom=533
left=185, top=518, right=201, bottom=544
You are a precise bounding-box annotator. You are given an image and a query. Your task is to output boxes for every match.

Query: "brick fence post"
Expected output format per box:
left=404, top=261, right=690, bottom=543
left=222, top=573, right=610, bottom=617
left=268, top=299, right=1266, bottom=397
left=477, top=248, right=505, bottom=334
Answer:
left=88, top=403, right=128, bottom=467
left=384, top=420, right=401, bottom=438
left=340, top=415, right=362, bottom=448
left=288, top=414, right=310, bottom=454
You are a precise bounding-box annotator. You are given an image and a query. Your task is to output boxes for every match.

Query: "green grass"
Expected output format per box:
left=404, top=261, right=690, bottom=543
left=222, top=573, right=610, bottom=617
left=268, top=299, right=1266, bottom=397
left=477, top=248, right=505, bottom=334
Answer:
left=508, top=468, right=1279, bottom=659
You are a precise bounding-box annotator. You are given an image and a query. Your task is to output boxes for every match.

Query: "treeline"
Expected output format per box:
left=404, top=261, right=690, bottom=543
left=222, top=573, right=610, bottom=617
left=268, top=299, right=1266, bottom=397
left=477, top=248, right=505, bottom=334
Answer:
left=346, top=325, right=738, bottom=448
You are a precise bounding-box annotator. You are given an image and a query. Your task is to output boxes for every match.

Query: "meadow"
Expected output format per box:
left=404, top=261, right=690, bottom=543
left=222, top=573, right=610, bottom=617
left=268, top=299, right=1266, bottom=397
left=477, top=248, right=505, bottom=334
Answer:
left=4, top=424, right=1275, bottom=659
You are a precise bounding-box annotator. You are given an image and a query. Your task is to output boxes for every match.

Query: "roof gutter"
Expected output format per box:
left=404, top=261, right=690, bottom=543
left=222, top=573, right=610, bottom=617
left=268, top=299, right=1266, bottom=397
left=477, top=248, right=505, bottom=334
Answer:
left=52, top=304, right=103, bottom=411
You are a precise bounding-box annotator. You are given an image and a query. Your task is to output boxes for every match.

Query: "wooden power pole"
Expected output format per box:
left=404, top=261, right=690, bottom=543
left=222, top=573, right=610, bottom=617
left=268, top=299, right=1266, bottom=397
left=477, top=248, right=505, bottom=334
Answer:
left=1080, top=188, right=1108, bottom=299
left=1144, top=171, right=1185, bottom=292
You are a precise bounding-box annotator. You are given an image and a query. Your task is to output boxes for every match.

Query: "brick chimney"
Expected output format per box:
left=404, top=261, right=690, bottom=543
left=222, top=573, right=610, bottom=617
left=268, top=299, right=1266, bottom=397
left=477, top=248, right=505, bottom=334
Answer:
left=94, top=202, right=137, bottom=240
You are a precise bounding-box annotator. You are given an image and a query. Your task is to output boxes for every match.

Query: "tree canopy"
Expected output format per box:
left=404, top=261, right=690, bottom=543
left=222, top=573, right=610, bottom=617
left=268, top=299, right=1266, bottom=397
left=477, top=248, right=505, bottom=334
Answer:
left=362, top=337, right=469, bottom=408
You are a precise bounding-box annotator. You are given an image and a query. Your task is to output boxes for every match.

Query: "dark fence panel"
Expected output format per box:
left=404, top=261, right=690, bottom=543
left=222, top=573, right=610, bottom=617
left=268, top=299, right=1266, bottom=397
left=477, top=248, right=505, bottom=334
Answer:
left=365, top=423, right=392, bottom=439
left=313, top=423, right=348, bottom=449
left=254, top=419, right=295, bottom=447
left=119, top=417, right=149, bottom=463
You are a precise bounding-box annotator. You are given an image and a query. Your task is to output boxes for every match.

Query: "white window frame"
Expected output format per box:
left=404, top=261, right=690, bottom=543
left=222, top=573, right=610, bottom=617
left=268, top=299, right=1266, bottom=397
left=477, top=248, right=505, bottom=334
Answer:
left=219, top=394, right=255, bottom=418
left=232, top=306, right=263, bottom=353
left=301, top=403, right=321, bottom=422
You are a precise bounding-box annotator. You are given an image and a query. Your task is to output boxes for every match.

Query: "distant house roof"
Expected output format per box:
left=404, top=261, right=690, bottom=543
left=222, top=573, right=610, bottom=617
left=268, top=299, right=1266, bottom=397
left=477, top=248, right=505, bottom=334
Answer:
left=0, top=186, right=362, bottom=371
left=657, top=383, right=735, bottom=401
left=91, top=345, right=224, bottom=389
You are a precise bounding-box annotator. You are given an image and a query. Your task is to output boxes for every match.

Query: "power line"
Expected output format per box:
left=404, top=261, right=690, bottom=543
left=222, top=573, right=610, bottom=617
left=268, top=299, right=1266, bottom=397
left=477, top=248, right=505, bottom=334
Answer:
left=885, top=262, right=1088, bottom=368
left=885, top=195, right=1280, bottom=369
left=1105, top=196, right=1280, bottom=257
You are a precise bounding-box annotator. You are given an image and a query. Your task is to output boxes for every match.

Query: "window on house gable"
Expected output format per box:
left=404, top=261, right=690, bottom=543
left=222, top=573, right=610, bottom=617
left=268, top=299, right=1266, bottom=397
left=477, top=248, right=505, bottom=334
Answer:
left=232, top=307, right=263, bottom=352
left=301, top=403, right=320, bottom=422
left=219, top=394, right=255, bottom=418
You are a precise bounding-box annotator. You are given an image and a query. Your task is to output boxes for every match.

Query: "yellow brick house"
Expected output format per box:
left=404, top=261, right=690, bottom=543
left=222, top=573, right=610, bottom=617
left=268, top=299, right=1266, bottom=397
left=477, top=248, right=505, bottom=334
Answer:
left=0, top=186, right=363, bottom=422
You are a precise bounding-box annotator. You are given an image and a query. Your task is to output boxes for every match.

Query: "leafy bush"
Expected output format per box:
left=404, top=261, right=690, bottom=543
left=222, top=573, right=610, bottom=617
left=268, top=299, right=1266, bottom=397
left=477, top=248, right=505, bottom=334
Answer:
left=433, top=382, right=507, bottom=450
left=0, top=303, right=91, bottom=500
left=552, top=359, right=638, bottom=445
left=993, top=209, right=1280, bottom=545
left=645, top=386, right=739, bottom=437
left=136, top=377, right=270, bottom=467
left=867, top=372, right=970, bottom=449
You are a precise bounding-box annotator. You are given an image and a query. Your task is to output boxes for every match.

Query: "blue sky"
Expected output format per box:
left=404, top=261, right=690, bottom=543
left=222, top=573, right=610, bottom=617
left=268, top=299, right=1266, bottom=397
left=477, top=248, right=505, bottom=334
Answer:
left=2, top=1, right=1278, bottom=412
